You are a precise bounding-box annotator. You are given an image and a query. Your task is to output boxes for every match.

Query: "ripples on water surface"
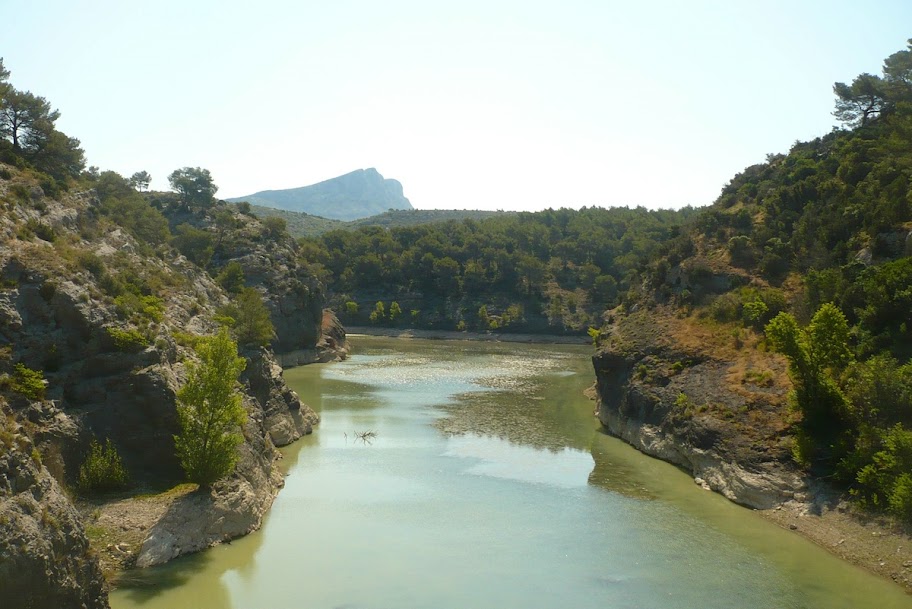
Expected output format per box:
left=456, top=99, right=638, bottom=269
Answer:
left=111, top=336, right=912, bottom=609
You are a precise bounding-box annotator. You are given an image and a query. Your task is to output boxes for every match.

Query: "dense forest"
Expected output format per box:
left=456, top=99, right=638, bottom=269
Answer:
left=297, top=206, right=695, bottom=332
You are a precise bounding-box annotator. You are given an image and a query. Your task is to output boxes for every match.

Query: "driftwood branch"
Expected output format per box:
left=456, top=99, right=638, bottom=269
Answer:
left=354, top=430, right=377, bottom=445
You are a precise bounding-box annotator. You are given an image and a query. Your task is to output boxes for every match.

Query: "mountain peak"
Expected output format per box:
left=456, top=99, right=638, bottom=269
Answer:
left=227, top=169, right=412, bottom=221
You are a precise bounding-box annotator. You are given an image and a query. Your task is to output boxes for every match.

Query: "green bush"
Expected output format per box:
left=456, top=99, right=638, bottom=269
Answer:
left=389, top=301, right=402, bottom=324
left=10, top=183, right=30, bottom=203
left=8, top=363, right=46, bottom=400
left=107, top=327, right=150, bottom=351
left=889, top=473, right=912, bottom=520
left=76, top=251, right=106, bottom=277
left=114, top=293, right=164, bottom=322
left=742, top=299, right=769, bottom=328
left=852, top=424, right=912, bottom=520
left=172, top=223, right=214, bottom=267
left=78, top=438, right=129, bottom=493
left=216, top=261, right=246, bottom=294
left=262, top=216, right=287, bottom=239
left=24, top=219, right=56, bottom=242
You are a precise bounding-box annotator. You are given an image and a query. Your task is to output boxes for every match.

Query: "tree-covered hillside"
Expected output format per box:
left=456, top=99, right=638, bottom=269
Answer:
left=298, top=206, right=695, bottom=332
left=626, top=39, right=912, bottom=521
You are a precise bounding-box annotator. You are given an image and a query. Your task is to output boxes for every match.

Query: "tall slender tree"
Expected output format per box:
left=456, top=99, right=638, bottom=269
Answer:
left=174, top=329, right=247, bottom=487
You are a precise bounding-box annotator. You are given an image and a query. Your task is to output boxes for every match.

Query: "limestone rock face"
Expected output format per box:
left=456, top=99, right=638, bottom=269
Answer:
left=0, top=419, right=108, bottom=609
left=592, top=311, right=805, bottom=510
left=164, top=203, right=326, bottom=356
left=243, top=348, right=319, bottom=447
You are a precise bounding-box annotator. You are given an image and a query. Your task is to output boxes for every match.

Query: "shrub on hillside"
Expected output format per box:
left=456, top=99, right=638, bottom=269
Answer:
left=78, top=438, right=129, bottom=493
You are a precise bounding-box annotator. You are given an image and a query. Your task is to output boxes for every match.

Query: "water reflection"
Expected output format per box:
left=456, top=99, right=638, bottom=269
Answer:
left=111, top=337, right=912, bottom=609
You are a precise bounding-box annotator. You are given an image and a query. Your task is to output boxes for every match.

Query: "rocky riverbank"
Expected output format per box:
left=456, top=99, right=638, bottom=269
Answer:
left=592, top=308, right=912, bottom=592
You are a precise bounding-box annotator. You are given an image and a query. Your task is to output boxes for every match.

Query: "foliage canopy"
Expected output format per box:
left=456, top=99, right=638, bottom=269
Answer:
left=174, top=329, right=247, bottom=487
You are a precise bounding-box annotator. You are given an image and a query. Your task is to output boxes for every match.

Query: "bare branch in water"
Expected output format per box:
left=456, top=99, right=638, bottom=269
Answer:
left=354, top=430, right=377, bottom=445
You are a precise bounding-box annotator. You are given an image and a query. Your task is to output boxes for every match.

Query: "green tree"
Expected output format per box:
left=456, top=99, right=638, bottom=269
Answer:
left=0, top=88, right=59, bottom=152
left=173, top=223, right=215, bottom=267
left=174, top=329, right=247, bottom=487
left=369, top=301, right=386, bottom=324
left=0, top=58, right=9, bottom=97
left=96, top=171, right=170, bottom=244
left=593, top=274, right=618, bottom=305
left=477, top=304, right=489, bottom=328
left=219, top=287, right=275, bottom=347
left=262, top=216, right=287, bottom=239
left=765, top=303, right=854, bottom=468
left=833, top=73, right=888, bottom=127
left=130, top=170, right=151, bottom=191
left=168, top=167, right=217, bottom=210
left=30, top=129, right=85, bottom=182
left=389, top=301, right=402, bottom=324
left=216, top=261, right=246, bottom=294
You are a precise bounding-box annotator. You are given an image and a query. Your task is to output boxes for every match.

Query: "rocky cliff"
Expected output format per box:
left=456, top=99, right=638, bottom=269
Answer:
left=0, top=401, right=109, bottom=609
left=158, top=200, right=329, bottom=357
left=592, top=308, right=806, bottom=509
left=227, top=168, right=413, bottom=221
left=0, top=163, right=333, bottom=604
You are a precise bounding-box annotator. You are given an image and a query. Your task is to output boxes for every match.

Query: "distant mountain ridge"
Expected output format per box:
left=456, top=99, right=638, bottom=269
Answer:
left=227, top=168, right=413, bottom=221
left=248, top=205, right=513, bottom=238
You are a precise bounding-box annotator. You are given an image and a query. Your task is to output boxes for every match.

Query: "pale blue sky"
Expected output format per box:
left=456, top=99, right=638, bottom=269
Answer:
left=2, top=1, right=910, bottom=211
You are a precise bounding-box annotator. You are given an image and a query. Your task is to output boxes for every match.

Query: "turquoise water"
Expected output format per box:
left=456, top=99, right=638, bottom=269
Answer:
left=111, top=336, right=912, bottom=608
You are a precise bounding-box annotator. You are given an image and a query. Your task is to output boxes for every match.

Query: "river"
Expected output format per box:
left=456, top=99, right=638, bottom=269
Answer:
left=110, top=336, right=912, bottom=608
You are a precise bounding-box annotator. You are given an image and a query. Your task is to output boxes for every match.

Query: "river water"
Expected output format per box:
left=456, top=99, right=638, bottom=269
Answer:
left=111, top=336, right=912, bottom=609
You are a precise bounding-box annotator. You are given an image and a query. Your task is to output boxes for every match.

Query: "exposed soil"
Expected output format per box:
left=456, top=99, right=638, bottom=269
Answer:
left=78, top=484, right=197, bottom=583
left=762, top=497, right=912, bottom=593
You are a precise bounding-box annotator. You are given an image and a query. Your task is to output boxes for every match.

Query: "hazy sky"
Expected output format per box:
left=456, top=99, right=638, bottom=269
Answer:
left=2, top=1, right=910, bottom=211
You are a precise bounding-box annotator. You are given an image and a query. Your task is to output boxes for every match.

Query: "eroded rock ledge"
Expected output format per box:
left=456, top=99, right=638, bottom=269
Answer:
left=591, top=311, right=803, bottom=510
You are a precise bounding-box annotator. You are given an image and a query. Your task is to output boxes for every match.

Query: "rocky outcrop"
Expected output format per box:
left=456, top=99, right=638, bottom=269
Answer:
left=0, top=409, right=108, bottom=609
left=162, top=201, right=328, bottom=357
left=0, top=164, right=326, bottom=602
left=276, top=309, right=350, bottom=368
left=592, top=311, right=805, bottom=510
left=243, top=348, right=319, bottom=446
left=135, top=398, right=285, bottom=567
left=227, top=168, right=414, bottom=221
